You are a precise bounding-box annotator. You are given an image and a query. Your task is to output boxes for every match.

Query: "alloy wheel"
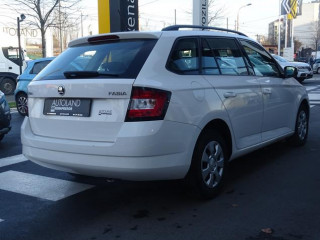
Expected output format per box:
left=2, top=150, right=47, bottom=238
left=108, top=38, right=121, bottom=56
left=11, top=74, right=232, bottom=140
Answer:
left=297, top=110, right=307, bottom=141
left=201, top=141, right=224, bottom=188
left=17, top=94, right=28, bottom=116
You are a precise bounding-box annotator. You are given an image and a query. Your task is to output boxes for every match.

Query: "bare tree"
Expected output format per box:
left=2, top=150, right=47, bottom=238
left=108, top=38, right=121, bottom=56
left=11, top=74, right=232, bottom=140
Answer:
left=51, top=6, right=82, bottom=53
left=207, top=0, right=225, bottom=26
left=311, top=20, right=320, bottom=52
left=5, top=0, right=82, bottom=57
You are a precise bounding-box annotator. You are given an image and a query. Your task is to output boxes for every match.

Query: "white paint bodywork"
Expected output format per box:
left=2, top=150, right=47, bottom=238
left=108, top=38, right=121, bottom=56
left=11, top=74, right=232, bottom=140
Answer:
left=21, top=30, right=309, bottom=181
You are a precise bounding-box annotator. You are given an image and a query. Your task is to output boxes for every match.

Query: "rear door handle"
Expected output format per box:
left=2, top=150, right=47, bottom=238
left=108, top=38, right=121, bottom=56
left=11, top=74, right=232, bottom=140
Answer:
left=8, top=67, right=12, bottom=70
left=223, top=92, right=237, bottom=98
left=262, top=88, right=272, bottom=95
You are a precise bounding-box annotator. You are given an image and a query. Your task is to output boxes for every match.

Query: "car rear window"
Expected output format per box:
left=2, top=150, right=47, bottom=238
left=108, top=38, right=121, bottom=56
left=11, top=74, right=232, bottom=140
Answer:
left=34, top=39, right=157, bottom=81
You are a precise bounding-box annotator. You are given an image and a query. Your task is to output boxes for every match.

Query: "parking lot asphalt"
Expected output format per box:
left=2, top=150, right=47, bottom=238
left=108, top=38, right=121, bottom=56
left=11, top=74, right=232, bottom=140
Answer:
left=1, top=76, right=320, bottom=240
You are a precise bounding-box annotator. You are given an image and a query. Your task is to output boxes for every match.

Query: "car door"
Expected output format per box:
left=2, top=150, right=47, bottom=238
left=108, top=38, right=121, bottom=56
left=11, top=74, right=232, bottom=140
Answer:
left=239, top=39, right=296, bottom=142
left=201, top=37, right=263, bottom=149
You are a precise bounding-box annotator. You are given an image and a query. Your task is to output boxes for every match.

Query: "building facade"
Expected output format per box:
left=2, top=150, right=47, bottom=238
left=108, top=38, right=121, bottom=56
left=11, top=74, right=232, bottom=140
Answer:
left=294, top=2, right=320, bottom=49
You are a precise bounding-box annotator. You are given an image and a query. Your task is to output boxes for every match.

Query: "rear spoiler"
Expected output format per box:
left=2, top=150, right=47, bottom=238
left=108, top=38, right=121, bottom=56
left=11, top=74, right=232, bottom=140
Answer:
left=69, top=32, right=162, bottom=47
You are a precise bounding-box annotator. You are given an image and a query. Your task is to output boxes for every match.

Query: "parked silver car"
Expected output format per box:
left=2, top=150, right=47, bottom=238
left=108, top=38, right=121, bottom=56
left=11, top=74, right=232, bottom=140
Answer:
left=313, top=58, right=320, bottom=74
left=272, top=54, right=313, bottom=82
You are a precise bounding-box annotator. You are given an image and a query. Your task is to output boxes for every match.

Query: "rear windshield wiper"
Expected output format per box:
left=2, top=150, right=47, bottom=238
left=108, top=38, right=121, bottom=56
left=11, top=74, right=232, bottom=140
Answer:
left=63, top=71, right=119, bottom=79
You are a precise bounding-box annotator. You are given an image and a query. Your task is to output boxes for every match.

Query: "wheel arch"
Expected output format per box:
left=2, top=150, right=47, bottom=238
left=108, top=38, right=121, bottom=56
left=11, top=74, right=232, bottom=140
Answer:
left=0, top=72, right=18, bottom=81
left=15, top=90, right=28, bottom=100
left=300, top=98, right=310, bottom=117
left=198, top=119, right=233, bottom=160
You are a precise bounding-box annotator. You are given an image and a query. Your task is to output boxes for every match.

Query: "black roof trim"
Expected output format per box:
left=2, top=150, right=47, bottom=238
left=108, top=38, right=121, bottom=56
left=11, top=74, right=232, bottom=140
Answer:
left=162, top=25, right=247, bottom=37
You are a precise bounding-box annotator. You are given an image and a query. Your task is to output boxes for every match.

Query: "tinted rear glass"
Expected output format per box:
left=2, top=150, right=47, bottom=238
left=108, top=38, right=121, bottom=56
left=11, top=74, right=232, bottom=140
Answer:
left=34, top=39, right=157, bottom=81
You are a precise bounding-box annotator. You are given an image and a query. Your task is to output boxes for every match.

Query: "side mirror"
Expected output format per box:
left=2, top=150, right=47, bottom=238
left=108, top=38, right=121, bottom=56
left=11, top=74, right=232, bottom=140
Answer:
left=284, top=66, right=297, bottom=78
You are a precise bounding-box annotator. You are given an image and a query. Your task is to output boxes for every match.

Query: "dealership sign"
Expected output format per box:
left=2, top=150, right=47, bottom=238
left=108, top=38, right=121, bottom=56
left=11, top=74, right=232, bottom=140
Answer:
left=2, top=26, right=39, bottom=38
left=98, top=0, right=139, bottom=33
left=193, top=0, right=208, bottom=26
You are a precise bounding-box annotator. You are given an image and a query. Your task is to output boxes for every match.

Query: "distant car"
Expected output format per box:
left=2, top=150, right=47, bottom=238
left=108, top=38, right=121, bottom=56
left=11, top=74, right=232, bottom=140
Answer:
left=0, top=90, right=11, bottom=142
left=296, top=57, right=308, bottom=63
left=272, top=54, right=313, bottom=83
left=14, top=57, right=54, bottom=116
left=313, top=58, right=320, bottom=74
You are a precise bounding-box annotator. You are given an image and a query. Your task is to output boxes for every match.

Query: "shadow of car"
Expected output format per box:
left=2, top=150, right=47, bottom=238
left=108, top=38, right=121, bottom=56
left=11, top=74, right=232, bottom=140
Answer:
left=0, top=90, right=11, bottom=142
left=14, top=57, right=54, bottom=116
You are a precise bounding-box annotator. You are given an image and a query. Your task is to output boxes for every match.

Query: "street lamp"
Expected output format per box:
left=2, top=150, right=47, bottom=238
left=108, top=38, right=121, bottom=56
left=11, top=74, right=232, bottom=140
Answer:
left=237, top=3, right=252, bottom=31
left=17, top=13, right=26, bottom=75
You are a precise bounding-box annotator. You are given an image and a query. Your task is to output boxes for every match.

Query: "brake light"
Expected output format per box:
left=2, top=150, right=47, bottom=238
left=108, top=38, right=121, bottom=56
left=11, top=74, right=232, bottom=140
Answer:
left=125, top=87, right=171, bottom=122
left=88, top=35, right=119, bottom=43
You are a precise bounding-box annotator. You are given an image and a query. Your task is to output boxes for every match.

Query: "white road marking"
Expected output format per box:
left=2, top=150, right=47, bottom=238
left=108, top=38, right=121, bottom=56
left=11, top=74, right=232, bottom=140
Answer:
left=0, top=155, right=28, bottom=168
left=306, top=86, right=319, bottom=91
left=310, top=105, right=315, bottom=108
left=308, top=94, right=320, bottom=100
left=0, top=171, right=94, bottom=201
left=0, top=219, right=4, bottom=223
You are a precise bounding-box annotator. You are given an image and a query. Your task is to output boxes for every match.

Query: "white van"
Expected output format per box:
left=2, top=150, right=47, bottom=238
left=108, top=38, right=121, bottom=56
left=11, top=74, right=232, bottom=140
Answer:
left=0, top=46, right=27, bottom=94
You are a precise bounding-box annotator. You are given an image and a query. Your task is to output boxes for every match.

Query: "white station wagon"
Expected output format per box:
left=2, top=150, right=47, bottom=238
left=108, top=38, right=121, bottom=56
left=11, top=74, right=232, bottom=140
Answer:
left=21, top=25, right=309, bottom=199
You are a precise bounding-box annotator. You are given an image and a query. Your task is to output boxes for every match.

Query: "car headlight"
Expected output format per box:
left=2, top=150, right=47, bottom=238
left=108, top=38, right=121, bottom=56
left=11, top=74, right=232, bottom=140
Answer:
left=1, top=102, right=5, bottom=109
left=0, top=91, right=4, bottom=98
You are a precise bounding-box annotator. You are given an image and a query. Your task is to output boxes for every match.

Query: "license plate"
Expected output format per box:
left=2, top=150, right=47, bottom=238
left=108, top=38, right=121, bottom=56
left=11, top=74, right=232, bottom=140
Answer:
left=43, top=98, right=91, bottom=117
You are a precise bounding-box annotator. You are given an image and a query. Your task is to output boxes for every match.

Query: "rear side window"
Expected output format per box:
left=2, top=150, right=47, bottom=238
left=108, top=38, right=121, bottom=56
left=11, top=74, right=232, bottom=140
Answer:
left=167, top=38, right=199, bottom=75
left=240, top=40, right=281, bottom=77
left=204, top=38, right=248, bottom=76
left=34, top=39, right=157, bottom=80
left=30, top=60, right=52, bottom=74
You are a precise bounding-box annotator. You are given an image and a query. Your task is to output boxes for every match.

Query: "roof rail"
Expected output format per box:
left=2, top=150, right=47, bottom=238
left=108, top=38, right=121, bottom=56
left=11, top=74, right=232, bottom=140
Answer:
left=161, top=25, right=247, bottom=37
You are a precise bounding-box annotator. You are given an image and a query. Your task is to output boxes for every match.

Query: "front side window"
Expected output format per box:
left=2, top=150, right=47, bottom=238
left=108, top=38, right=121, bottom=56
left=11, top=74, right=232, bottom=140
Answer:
left=201, top=38, right=219, bottom=75
left=204, top=38, right=249, bottom=76
left=240, top=40, right=281, bottom=77
left=167, top=38, right=199, bottom=75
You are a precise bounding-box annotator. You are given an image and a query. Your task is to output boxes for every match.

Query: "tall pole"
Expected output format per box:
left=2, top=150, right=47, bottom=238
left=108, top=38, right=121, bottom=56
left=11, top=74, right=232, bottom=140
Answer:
left=81, top=12, right=83, bottom=37
left=291, top=18, right=294, bottom=54
left=278, top=0, right=281, bottom=55
left=237, top=3, right=252, bottom=31
left=227, top=18, right=229, bottom=29
left=285, top=15, right=288, bottom=48
left=59, top=0, right=63, bottom=53
left=17, top=17, right=22, bottom=75
left=174, top=9, right=176, bottom=25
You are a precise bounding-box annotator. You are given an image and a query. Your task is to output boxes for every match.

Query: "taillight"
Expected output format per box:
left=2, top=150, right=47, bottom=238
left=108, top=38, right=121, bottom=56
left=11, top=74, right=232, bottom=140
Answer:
left=125, top=87, right=171, bottom=122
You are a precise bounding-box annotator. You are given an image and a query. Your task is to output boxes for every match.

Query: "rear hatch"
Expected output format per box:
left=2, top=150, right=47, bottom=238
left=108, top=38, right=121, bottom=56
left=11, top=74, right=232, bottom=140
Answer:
left=28, top=33, right=159, bottom=142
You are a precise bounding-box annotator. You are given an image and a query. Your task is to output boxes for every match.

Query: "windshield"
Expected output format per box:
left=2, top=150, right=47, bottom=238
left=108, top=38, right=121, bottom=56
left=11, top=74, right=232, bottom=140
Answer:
left=273, top=54, right=288, bottom=63
left=34, top=39, right=157, bottom=81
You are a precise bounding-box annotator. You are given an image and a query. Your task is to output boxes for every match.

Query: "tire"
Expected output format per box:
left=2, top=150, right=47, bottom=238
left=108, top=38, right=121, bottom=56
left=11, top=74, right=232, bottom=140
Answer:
left=317, top=68, right=320, bottom=74
left=16, top=92, right=28, bottom=116
left=185, top=129, right=229, bottom=199
left=296, top=77, right=304, bottom=83
left=0, top=78, right=16, bottom=95
left=0, top=135, right=4, bottom=142
left=289, top=104, right=309, bottom=146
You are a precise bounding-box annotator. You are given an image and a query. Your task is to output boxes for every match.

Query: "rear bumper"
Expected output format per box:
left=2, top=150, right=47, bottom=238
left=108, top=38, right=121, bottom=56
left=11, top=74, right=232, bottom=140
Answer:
left=21, top=117, right=200, bottom=180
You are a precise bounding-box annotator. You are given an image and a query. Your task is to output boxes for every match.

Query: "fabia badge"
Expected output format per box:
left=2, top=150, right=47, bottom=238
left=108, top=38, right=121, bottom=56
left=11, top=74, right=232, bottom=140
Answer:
left=58, top=86, right=65, bottom=95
